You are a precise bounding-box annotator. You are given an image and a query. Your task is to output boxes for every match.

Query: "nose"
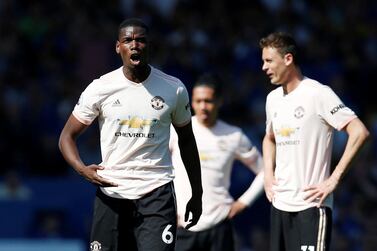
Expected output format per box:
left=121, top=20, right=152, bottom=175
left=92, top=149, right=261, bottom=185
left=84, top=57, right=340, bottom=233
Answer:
left=198, top=101, right=207, bottom=111
left=262, top=62, right=268, bottom=72
left=130, top=39, right=139, bottom=49
left=130, top=40, right=137, bottom=48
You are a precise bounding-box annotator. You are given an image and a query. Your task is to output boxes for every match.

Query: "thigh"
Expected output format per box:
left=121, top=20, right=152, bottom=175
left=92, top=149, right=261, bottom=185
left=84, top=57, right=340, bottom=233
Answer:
left=270, top=206, right=285, bottom=251
left=296, top=207, right=332, bottom=251
left=90, top=189, right=120, bottom=251
left=209, top=219, right=235, bottom=251
left=134, top=182, right=177, bottom=251
left=270, top=206, right=332, bottom=251
left=90, top=189, right=137, bottom=251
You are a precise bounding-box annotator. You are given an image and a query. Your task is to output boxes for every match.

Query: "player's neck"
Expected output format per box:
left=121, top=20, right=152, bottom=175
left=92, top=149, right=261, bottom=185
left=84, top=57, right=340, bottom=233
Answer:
left=123, top=65, right=151, bottom=83
left=282, top=70, right=303, bottom=95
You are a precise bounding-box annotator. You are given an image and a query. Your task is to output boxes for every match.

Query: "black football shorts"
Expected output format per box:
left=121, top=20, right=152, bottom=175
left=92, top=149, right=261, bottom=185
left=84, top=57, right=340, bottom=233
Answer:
left=90, top=182, right=177, bottom=251
left=270, top=205, right=332, bottom=251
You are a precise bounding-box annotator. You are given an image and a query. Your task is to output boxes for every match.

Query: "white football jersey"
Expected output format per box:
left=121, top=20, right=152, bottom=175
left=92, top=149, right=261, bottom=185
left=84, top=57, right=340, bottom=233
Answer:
left=265, top=77, right=357, bottom=212
left=170, top=116, right=264, bottom=231
left=73, top=66, right=191, bottom=199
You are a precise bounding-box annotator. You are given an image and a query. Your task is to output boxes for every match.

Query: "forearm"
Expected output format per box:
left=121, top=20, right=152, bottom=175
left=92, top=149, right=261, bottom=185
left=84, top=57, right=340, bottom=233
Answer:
left=331, top=118, right=369, bottom=182
left=178, top=138, right=203, bottom=195
left=58, top=134, right=86, bottom=174
left=238, top=170, right=264, bottom=206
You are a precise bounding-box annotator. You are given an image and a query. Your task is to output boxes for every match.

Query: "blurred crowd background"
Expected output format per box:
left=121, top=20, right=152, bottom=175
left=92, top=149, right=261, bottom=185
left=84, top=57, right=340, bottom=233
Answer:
left=0, top=0, right=376, bottom=250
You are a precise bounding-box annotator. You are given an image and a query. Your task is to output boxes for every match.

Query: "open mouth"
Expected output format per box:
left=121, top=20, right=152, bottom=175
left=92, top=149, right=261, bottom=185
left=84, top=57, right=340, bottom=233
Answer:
left=130, top=54, right=141, bottom=64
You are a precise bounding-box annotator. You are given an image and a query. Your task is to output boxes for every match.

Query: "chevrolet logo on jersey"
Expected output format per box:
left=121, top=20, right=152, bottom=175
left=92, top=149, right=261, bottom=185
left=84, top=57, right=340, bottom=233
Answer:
left=276, top=127, right=296, bottom=137
left=199, top=152, right=213, bottom=161
left=118, top=117, right=158, bottom=128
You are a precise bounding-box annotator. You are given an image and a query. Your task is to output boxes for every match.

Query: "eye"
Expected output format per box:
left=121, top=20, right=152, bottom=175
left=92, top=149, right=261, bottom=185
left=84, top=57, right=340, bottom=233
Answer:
left=136, top=37, right=147, bottom=43
left=123, top=38, right=133, bottom=43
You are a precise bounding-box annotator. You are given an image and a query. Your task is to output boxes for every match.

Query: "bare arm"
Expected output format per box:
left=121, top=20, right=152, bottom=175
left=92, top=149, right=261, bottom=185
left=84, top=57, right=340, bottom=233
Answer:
left=304, top=118, right=369, bottom=206
left=174, top=122, right=203, bottom=229
left=330, top=118, right=369, bottom=182
left=262, top=133, right=277, bottom=203
left=58, top=114, right=117, bottom=187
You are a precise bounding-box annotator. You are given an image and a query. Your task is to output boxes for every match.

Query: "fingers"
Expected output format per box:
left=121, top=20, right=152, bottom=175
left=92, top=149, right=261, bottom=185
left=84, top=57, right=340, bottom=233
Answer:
left=304, top=192, right=320, bottom=203
left=184, top=210, right=201, bottom=229
left=303, top=186, right=321, bottom=200
left=227, top=210, right=235, bottom=219
left=265, top=190, right=272, bottom=202
left=303, top=187, right=328, bottom=207
left=185, top=222, right=194, bottom=230
left=185, top=214, right=199, bottom=230
left=90, top=177, right=115, bottom=187
left=317, top=196, right=326, bottom=207
left=95, top=175, right=118, bottom=187
left=94, top=165, right=105, bottom=170
left=303, top=186, right=315, bottom=192
left=85, top=166, right=118, bottom=187
left=265, top=188, right=274, bottom=202
left=266, top=194, right=272, bottom=202
left=264, top=179, right=276, bottom=203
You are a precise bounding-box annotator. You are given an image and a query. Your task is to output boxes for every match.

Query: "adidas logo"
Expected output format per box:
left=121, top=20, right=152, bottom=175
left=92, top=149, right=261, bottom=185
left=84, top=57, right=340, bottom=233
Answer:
left=112, top=99, right=122, bottom=107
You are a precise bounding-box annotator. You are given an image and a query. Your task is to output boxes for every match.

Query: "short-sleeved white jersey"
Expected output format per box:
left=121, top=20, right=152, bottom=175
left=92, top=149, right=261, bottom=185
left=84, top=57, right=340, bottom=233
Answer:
left=170, top=116, right=263, bottom=231
left=265, top=77, right=357, bottom=212
left=73, top=66, right=191, bottom=199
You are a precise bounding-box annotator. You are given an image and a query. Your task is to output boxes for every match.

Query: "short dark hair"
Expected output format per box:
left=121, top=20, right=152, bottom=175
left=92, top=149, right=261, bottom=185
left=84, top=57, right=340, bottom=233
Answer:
left=259, top=32, right=300, bottom=64
left=118, top=18, right=149, bottom=36
left=194, top=73, right=224, bottom=99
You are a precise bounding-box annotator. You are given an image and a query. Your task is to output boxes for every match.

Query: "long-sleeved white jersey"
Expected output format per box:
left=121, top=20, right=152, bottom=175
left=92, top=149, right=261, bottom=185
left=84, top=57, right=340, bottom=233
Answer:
left=170, top=116, right=264, bottom=231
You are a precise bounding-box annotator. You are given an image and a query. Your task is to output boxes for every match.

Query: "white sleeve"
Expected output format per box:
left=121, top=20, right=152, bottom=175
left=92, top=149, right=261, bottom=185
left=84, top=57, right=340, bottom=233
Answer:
left=172, top=84, right=192, bottom=127
left=235, top=134, right=263, bottom=173
left=72, top=80, right=101, bottom=125
left=169, top=125, right=179, bottom=153
left=235, top=133, right=264, bottom=206
left=237, top=171, right=264, bottom=206
left=265, top=94, right=273, bottom=135
left=316, top=85, right=357, bottom=131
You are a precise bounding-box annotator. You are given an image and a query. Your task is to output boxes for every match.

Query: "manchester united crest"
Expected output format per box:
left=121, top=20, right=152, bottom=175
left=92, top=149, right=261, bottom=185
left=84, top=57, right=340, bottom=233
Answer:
left=294, top=106, right=305, bottom=119
left=90, top=241, right=102, bottom=251
left=151, top=96, right=165, bottom=110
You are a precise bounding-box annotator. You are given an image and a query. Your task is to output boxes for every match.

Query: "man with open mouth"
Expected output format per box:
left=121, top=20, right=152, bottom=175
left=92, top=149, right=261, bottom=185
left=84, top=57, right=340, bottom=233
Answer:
left=58, top=18, right=203, bottom=251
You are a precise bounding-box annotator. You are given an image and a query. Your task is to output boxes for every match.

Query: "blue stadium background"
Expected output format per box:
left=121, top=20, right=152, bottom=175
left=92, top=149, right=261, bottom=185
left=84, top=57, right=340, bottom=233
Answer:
left=1, top=0, right=376, bottom=250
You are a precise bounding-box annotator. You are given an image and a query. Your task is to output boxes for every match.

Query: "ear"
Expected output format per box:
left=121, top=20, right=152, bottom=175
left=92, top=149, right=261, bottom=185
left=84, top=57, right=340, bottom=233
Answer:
left=284, top=53, right=293, bottom=66
left=115, top=41, right=120, bottom=54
